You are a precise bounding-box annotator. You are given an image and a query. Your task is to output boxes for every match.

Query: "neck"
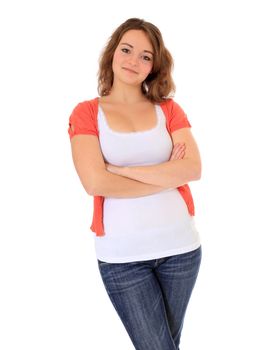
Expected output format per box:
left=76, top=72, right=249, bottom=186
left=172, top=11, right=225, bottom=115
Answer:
left=108, top=82, right=147, bottom=104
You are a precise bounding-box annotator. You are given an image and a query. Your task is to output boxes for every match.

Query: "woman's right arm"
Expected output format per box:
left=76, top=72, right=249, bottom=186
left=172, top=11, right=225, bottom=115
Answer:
left=70, top=134, right=173, bottom=198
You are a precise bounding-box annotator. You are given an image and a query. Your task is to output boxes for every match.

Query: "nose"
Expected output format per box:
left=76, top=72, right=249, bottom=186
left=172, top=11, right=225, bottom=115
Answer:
left=128, top=53, right=138, bottom=66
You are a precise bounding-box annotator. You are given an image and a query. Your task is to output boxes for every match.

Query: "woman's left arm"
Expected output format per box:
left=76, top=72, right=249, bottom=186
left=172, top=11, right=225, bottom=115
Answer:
left=106, top=128, right=202, bottom=188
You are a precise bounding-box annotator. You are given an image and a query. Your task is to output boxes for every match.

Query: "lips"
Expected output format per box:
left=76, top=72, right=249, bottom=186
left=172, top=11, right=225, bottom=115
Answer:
left=122, top=67, right=138, bottom=74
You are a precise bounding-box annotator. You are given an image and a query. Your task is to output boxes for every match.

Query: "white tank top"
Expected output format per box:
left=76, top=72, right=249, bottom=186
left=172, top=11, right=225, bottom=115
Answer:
left=94, top=104, right=201, bottom=263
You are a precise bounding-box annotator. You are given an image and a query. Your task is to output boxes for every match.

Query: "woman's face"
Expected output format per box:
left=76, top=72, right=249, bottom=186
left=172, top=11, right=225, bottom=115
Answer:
left=112, top=29, right=154, bottom=87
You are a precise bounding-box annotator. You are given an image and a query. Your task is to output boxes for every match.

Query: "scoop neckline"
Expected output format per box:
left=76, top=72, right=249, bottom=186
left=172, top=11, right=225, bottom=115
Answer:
left=97, top=102, right=161, bottom=136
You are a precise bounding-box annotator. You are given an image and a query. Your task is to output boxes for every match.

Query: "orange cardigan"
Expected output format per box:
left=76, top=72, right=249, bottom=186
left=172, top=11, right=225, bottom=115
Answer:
left=68, top=97, right=195, bottom=236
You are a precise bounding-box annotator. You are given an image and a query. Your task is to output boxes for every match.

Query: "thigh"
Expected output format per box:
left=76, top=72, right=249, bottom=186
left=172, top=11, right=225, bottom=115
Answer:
left=154, top=246, right=202, bottom=348
left=97, top=259, right=177, bottom=350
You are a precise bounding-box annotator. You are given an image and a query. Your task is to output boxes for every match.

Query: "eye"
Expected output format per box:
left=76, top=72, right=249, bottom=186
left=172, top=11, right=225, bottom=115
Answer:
left=121, top=48, right=130, bottom=53
left=143, top=55, right=152, bottom=61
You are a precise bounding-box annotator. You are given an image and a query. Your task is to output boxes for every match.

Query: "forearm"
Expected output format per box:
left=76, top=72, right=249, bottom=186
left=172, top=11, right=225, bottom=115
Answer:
left=92, top=169, right=171, bottom=198
left=109, top=159, right=201, bottom=188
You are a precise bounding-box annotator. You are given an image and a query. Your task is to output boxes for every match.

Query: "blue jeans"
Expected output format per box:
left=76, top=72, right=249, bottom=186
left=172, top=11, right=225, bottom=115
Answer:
left=97, top=246, right=202, bottom=350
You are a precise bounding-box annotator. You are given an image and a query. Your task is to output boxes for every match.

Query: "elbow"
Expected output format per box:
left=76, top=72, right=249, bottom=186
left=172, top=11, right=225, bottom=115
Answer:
left=187, top=159, right=201, bottom=182
left=80, top=177, right=98, bottom=196
left=177, top=161, right=201, bottom=187
left=83, top=182, right=95, bottom=196
left=88, top=186, right=101, bottom=196
left=195, top=172, right=201, bottom=181
left=86, top=187, right=95, bottom=196
left=86, top=181, right=99, bottom=196
left=194, top=162, right=202, bottom=181
left=86, top=170, right=106, bottom=196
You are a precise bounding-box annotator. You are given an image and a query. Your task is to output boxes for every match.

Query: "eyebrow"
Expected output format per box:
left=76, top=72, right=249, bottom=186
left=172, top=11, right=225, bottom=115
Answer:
left=120, top=42, right=154, bottom=56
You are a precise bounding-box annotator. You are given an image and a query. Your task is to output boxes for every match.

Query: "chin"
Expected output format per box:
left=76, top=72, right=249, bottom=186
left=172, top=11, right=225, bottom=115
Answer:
left=119, top=76, right=142, bottom=86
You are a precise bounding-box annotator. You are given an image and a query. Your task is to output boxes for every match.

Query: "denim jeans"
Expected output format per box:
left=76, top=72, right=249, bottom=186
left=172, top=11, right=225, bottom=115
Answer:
left=97, top=246, right=202, bottom=350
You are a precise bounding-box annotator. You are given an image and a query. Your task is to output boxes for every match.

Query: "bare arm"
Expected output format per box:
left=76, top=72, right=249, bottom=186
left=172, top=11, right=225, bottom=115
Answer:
left=106, top=128, right=202, bottom=188
left=107, top=159, right=199, bottom=188
left=69, top=134, right=170, bottom=198
left=93, top=143, right=186, bottom=197
left=93, top=170, right=170, bottom=198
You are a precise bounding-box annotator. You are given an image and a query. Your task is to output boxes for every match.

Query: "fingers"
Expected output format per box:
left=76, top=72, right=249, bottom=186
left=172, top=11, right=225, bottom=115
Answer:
left=176, top=143, right=186, bottom=153
left=177, top=148, right=186, bottom=158
left=170, top=143, right=186, bottom=160
left=174, top=143, right=186, bottom=155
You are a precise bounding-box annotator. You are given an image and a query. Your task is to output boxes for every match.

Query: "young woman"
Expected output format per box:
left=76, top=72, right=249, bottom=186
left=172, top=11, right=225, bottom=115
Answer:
left=68, top=17, right=202, bottom=350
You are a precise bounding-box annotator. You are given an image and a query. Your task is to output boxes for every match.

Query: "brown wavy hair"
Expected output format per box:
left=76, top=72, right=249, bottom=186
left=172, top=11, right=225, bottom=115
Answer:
left=97, top=18, right=176, bottom=103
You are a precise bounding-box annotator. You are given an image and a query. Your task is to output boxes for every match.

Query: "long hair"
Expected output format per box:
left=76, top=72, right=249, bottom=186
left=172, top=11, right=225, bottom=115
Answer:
left=97, top=18, right=176, bottom=103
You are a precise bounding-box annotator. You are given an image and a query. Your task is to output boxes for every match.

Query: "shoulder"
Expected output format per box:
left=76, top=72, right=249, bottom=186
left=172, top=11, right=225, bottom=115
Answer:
left=68, top=97, right=99, bottom=138
left=159, top=98, right=187, bottom=118
left=71, top=97, right=99, bottom=115
left=159, top=98, right=185, bottom=113
left=159, top=98, right=191, bottom=132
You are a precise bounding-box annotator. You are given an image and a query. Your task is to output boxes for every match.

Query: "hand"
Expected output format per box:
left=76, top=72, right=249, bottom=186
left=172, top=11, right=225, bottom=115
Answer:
left=169, top=143, right=186, bottom=161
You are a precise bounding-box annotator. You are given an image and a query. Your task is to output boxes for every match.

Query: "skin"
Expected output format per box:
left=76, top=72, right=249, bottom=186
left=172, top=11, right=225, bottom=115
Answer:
left=109, top=29, right=154, bottom=104
left=70, top=29, right=200, bottom=198
left=102, top=29, right=186, bottom=169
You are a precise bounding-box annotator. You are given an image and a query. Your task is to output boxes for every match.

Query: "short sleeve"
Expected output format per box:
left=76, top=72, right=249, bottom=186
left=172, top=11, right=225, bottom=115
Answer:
left=169, top=100, right=192, bottom=133
left=68, top=101, right=98, bottom=139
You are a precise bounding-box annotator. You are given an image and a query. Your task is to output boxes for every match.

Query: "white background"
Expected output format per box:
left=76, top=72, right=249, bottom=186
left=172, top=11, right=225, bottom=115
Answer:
left=1, top=0, right=272, bottom=349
